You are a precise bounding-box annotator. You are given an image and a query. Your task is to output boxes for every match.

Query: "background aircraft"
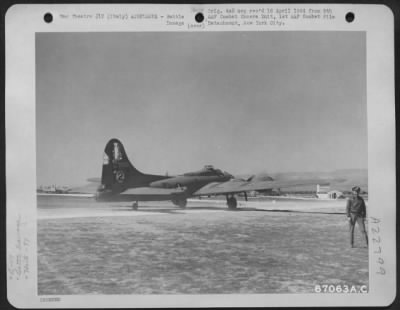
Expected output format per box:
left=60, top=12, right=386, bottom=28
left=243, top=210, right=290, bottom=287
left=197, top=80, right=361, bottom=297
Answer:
left=88, top=138, right=333, bottom=210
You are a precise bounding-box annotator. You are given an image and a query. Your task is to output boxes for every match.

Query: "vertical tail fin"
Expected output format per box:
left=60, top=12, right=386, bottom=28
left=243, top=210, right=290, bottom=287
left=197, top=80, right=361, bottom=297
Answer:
left=101, top=138, right=143, bottom=190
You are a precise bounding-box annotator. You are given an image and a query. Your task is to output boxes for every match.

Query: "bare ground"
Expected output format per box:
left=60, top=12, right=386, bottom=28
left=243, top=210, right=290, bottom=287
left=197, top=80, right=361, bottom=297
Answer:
left=38, top=204, right=368, bottom=295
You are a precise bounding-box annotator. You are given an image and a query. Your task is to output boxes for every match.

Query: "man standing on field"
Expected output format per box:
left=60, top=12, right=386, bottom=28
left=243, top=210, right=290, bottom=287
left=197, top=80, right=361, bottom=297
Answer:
left=346, top=186, right=368, bottom=248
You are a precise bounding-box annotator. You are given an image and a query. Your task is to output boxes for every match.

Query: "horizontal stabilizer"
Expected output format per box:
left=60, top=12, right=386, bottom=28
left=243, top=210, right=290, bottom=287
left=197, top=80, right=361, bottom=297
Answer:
left=87, top=177, right=101, bottom=183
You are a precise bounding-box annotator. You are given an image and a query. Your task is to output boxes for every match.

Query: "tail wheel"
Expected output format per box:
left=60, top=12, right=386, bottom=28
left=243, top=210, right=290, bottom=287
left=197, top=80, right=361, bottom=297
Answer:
left=132, top=202, right=139, bottom=210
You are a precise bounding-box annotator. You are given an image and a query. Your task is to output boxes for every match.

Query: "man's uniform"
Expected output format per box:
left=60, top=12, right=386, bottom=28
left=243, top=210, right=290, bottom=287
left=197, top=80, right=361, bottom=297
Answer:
left=346, top=194, right=368, bottom=247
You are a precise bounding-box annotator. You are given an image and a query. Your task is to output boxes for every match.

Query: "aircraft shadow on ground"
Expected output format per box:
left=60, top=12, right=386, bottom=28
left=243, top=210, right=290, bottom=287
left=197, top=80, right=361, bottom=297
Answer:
left=186, top=206, right=344, bottom=215
left=111, top=206, right=182, bottom=214
left=249, top=209, right=344, bottom=215
left=111, top=205, right=343, bottom=215
left=111, top=205, right=239, bottom=213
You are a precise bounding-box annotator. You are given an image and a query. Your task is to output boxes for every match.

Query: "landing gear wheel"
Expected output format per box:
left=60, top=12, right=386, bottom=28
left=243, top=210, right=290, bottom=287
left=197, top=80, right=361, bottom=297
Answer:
left=132, top=202, right=139, bottom=210
left=227, top=196, right=237, bottom=210
left=172, top=198, right=187, bottom=209
left=178, top=199, right=187, bottom=209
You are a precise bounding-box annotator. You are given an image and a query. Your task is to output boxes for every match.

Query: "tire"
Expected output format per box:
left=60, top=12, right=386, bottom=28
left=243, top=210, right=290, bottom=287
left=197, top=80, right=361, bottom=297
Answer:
left=172, top=198, right=187, bottom=209
left=178, top=199, right=187, bottom=209
left=227, top=197, right=237, bottom=209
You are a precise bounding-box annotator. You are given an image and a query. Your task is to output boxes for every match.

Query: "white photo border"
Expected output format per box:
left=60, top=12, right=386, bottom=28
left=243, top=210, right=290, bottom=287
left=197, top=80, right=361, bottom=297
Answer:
left=5, top=3, right=396, bottom=308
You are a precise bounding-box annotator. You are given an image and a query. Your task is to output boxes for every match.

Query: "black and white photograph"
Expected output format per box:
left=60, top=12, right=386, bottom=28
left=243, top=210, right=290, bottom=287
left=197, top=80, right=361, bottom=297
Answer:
left=35, top=30, right=370, bottom=295
left=6, top=4, right=396, bottom=308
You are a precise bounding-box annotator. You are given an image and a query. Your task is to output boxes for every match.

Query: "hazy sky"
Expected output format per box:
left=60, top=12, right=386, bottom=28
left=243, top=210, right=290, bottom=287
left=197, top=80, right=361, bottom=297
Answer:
left=36, top=31, right=367, bottom=186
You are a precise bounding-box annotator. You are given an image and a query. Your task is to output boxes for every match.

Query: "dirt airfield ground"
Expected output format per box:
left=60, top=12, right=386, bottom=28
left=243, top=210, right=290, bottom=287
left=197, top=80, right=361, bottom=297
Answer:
left=38, top=196, right=368, bottom=295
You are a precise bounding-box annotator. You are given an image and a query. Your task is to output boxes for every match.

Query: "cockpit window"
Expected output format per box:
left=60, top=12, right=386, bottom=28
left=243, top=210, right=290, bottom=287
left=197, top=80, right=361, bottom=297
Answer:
left=215, top=169, right=224, bottom=176
left=183, top=166, right=226, bottom=177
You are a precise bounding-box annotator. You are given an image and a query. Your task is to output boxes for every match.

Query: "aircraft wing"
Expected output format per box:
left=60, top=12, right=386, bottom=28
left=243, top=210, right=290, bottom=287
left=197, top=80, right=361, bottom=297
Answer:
left=87, top=177, right=101, bottom=183
left=120, top=187, right=186, bottom=196
left=117, top=187, right=187, bottom=201
left=193, top=178, right=330, bottom=196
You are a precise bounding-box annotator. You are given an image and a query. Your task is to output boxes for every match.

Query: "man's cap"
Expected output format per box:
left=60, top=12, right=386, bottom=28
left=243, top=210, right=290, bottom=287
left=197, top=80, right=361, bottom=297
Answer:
left=352, top=186, right=361, bottom=193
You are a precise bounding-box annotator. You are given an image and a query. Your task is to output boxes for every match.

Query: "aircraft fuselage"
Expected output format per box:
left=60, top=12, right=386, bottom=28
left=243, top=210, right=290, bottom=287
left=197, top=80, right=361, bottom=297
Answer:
left=96, top=139, right=235, bottom=209
left=149, top=174, right=231, bottom=192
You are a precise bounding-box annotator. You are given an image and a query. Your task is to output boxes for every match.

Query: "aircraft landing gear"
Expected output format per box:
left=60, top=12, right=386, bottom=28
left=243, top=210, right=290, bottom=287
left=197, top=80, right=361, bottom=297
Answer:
left=172, top=198, right=187, bottom=209
left=132, top=202, right=139, bottom=210
left=178, top=199, right=187, bottom=209
left=226, top=195, right=237, bottom=210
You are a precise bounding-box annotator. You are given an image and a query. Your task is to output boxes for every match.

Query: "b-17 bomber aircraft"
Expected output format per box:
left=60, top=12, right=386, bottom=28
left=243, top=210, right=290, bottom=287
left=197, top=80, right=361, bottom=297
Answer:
left=87, top=138, right=334, bottom=210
